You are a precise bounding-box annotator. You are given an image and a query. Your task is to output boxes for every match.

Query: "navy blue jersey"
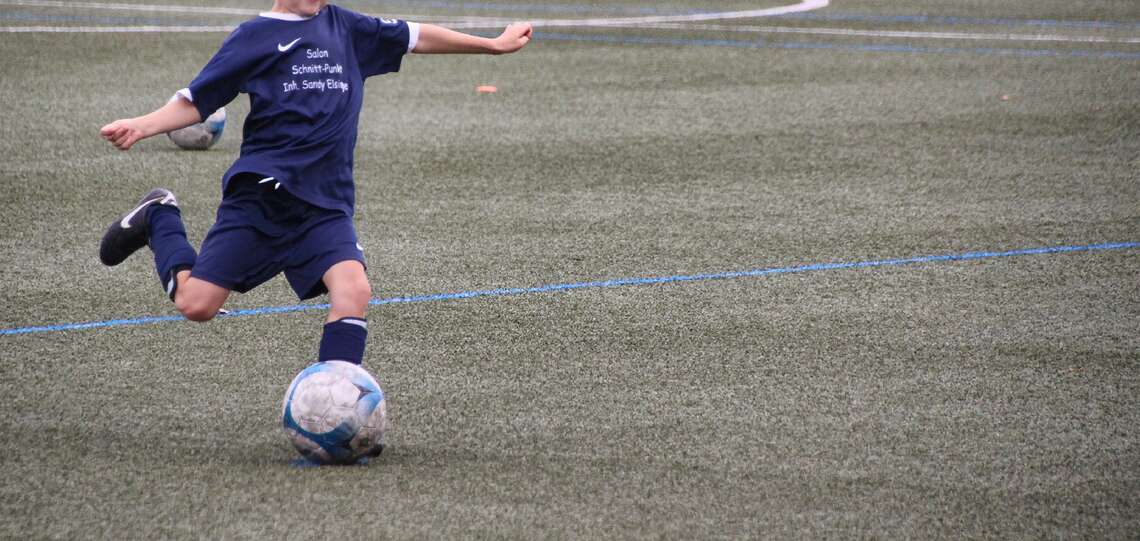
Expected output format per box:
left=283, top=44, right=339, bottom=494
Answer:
left=180, top=6, right=417, bottom=215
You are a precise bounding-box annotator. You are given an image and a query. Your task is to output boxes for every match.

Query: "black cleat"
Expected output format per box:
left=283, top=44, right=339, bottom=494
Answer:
left=99, top=188, right=179, bottom=266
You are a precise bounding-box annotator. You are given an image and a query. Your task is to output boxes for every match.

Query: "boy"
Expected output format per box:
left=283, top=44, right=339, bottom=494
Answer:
left=99, top=0, right=531, bottom=366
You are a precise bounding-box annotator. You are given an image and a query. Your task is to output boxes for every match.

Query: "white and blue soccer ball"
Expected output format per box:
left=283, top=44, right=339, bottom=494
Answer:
left=281, top=361, right=387, bottom=465
left=167, top=106, right=225, bottom=150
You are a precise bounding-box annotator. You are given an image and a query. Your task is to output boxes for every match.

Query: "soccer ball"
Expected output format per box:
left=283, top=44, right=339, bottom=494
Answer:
left=167, top=106, right=226, bottom=150
left=281, top=361, right=387, bottom=465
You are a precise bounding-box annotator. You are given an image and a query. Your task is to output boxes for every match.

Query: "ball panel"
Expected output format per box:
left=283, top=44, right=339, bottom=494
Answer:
left=350, top=398, right=387, bottom=457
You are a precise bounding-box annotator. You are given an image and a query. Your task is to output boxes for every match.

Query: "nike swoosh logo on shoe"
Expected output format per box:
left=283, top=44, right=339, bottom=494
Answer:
left=278, top=38, right=302, bottom=52
left=120, top=196, right=166, bottom=229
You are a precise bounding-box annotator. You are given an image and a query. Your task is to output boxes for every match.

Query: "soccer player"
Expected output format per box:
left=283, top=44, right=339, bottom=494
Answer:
left=98, top=0, right=532, bottom=366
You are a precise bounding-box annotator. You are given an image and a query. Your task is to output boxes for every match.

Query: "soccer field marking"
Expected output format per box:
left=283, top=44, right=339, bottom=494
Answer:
left=0, top=25, right=235, bottom=33
left=0, top=0, right=260, bottom=16
left=0, top=0, right=828, bottom=26
left=5, top=24, right=1137, bottom=53
left=534, top=31, right=1140, bottom=59
left=626, top=22, right=1140, bottom=45
left=369, top=0, right=1140, bottom=29
left=777, top=11, right=1140, bottom=30
left=448, top=0, right=830, bottom=28
left=1, top=241, right=1136, bottom=337
left=3, top=3, right=1135, bottom=50
left=7, top=0, right=1140, bottom=32
left=0, top=0, right=826, bottom=20
left=4, top=22, right=1135, bottom=46
left=38, top=0, right=1125, bottom=31
left=4, top=0, right=1136, bottom=48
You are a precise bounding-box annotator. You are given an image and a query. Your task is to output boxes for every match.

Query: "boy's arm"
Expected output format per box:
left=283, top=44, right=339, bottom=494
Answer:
left=100, top=96, right=202, bottom=151
left=412, top=23, right=532, bottom=55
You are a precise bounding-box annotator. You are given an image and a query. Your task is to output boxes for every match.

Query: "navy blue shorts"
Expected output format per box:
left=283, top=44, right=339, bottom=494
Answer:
left=191, top=174, right=365, bottom=300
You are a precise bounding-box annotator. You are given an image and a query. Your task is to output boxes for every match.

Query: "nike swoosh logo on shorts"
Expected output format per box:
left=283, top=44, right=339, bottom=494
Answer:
left=120, top=195, right=167, bottom=229
left=278, top=38, right=302, bottom=52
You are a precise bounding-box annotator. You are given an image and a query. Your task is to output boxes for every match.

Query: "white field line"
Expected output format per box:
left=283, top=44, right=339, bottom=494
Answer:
left=443, top=0, right=830, bottom=28
left=0, top=17, right=477, bottom=32
left=0, top=0, right=259, bottom=15
left=5, top=22, right=1134, bottom=46
left=635, top=22, right=1140, bottom=44
left=0, top=0, right=830, bottom=31
left=2, top=0, right=1136, bottom=45
left=1, top=25, right=236, bottom=32
left=0, top=0, right=481, bottom=23
left=1, top=0, right=829, bottom=23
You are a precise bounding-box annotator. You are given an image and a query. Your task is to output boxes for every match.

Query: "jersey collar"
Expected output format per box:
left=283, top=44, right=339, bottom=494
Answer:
left=259, top=11, right=317, bottom=21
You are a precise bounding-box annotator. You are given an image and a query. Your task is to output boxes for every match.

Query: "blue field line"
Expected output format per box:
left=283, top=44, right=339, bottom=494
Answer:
left=1, top=241, right=1136, bottom=337
left=534, top=31, right=1140, bottom=60
left=0, top=315, right=188, bottom=336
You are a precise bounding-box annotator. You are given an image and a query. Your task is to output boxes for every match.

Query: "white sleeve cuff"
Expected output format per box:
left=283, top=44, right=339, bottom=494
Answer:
left=407, top=21, right=420, bottom=53
left=175, top=88, right=194, bottom=103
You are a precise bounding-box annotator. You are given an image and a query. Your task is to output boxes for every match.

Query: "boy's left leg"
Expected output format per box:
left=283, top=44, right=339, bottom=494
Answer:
left=317, top=260, right=372, bottom=364
left=323, top=260, right=372, bottom=323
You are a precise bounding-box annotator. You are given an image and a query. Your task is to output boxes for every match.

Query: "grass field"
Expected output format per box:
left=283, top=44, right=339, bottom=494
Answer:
left=1, top=0, right=1139, bottom=538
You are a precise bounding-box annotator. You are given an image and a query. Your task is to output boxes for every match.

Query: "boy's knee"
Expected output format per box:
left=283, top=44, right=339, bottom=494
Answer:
left=329, top=276, right=371, bottom=313
left=323, top=261, right=372, bottom=319
left=340, top=278, right=372, bottom=308
left=175, top=296, right=219, bottom=322
left=173, top=277, right=229, bottom=322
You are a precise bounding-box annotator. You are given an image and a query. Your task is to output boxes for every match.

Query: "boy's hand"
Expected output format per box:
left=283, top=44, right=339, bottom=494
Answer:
left=99, top=96, right=201, bottom=151
left=100, top=119, right=148, bottom=151
left=492, top=23, right=533, bottom=54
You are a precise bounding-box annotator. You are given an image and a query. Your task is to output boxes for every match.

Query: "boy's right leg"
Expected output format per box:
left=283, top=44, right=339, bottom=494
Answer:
left=100, top=188, right=229, bottom=322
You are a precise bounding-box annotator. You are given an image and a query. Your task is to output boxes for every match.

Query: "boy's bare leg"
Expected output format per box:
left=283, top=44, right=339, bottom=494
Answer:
left=172, top=271, right=231, bottom=322
left=318, top=260, right=372, bottom=364
left=323, top=261, right=371, bottom=322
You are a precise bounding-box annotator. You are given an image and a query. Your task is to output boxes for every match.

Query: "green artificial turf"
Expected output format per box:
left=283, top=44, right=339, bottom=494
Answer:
left=1, top=0, right=1138, bottom=538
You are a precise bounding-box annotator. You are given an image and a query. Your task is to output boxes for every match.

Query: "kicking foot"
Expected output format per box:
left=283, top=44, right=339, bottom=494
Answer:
left=99, top=188, right=178, bottom=266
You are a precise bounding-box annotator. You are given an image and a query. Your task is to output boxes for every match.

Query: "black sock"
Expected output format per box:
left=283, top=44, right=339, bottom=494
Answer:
left=318, top=317, right=368, bottom=364
left=148, top=205, right=197, bottom=301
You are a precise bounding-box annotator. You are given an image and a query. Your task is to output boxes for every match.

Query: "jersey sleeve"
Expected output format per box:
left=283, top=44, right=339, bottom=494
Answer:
left=186, top=26, right=260, bottom=121
left=349, top=13, right=417, bottom=77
